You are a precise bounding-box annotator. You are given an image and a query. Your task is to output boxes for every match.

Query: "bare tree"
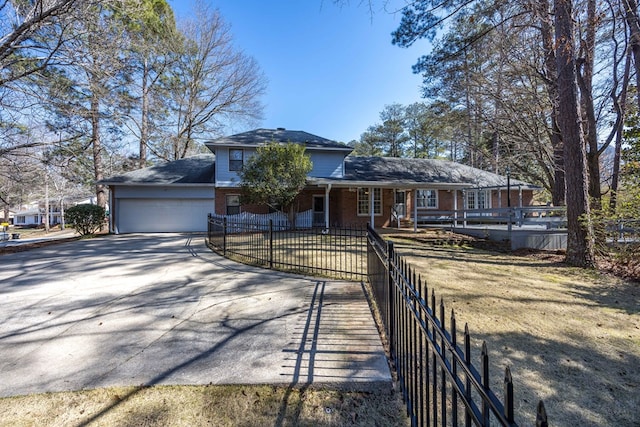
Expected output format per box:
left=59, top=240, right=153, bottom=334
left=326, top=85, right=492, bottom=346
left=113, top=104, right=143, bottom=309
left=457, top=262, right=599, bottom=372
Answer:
left=155, top=3, right=266, bottom=160
left=118, top=0, right=179, bottom=168
left=0, top=0, right=79, bottom=86
left=623, top=0, right=640, bottom=111
left=42, top=1, right=132, bottom=210
left=0, top=0, right=84, bottom=161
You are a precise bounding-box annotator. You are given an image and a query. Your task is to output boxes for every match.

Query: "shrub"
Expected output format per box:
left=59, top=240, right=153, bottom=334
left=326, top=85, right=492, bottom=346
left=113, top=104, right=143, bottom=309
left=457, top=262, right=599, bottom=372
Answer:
left=65, top=204, right=106, bottom=235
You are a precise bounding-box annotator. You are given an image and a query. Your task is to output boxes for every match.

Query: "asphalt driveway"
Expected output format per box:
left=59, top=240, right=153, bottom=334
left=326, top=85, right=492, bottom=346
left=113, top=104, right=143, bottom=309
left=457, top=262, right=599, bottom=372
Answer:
left=0, top=234, right=390, bottom=398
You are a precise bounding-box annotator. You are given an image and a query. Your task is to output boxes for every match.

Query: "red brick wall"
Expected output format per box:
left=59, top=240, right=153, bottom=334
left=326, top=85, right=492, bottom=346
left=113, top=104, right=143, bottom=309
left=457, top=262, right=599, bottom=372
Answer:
left=328, top=188, right=393, bottom=227
left=492, top=189, right=534, bottom=208
left=215, top=188, right=269, bottom=215
left=215, top=187, right=326, bottom=216
left=220, top=185, right=536, bottom=225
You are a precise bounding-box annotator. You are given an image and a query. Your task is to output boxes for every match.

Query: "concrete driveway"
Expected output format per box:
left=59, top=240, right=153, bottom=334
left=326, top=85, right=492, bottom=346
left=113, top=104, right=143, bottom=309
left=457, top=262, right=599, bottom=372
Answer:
left=0, top=234, right=390, bottom=398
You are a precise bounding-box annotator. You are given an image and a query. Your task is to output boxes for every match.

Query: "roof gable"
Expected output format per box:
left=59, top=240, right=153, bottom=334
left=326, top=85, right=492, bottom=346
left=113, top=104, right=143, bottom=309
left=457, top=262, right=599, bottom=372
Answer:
left=206, top=128, right=353, bottom=152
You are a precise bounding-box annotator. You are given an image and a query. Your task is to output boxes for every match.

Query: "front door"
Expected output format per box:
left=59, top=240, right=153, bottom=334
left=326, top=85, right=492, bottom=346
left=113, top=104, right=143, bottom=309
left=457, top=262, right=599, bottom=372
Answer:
left=313, top=195, right=325, bottom=226
left=394, top=191, right=406, bottom=219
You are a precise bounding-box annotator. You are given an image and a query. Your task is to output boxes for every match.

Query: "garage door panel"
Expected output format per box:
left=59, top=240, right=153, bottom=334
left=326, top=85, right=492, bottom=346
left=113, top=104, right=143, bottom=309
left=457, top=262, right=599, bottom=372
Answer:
left=117, top=199, right=213, bottom=233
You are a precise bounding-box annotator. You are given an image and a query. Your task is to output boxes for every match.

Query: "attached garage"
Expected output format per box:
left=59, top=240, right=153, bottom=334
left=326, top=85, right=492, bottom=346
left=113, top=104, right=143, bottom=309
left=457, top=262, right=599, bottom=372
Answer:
left=101, top=155, right=216, bottom=234
left=115, top=191, right=214, bottom=233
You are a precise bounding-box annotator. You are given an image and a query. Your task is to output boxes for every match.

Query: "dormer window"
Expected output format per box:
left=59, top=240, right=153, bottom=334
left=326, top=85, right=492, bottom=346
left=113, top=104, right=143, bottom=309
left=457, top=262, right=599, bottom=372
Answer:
left=229, top=149, right=243, bottom=171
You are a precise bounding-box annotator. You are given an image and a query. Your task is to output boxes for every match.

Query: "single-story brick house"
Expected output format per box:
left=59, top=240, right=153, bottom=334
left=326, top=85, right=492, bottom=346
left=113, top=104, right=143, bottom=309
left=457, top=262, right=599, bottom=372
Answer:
left=101, top=128, right=538, bottom=233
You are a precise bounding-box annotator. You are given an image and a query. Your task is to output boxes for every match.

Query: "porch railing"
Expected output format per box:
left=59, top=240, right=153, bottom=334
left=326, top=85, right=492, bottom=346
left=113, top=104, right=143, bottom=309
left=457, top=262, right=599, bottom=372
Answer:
left=415, top=206, right=568, bottom=230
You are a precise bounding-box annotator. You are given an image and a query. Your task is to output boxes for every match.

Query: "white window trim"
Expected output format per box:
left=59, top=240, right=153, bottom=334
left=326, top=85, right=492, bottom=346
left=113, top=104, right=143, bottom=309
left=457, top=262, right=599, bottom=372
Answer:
left=229, top=149, right=244, bottom=172
left=357, top=188, right=382, bottom=216
left=226, top=194, right=241, bottom=215
left=416, top=189, right=438, bottom=209
left=465, top=189, right=491, bottom=210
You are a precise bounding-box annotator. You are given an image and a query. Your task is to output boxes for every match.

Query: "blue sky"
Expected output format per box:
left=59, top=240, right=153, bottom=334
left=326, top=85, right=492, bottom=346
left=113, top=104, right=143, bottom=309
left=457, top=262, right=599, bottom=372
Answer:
left=170, top=1, right=430, bottom=143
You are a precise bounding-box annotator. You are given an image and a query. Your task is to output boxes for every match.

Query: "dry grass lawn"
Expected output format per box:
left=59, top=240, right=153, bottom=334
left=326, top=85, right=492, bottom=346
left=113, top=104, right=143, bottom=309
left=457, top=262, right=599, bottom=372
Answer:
left=384, top=231, right=639, bottom=427
left=0, top=385, right=407, bottom=427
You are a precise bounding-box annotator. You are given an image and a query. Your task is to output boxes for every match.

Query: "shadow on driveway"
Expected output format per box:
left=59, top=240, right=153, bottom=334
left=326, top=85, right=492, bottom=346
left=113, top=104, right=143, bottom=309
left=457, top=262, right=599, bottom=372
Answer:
left=0, top=233, right=390, bottom=400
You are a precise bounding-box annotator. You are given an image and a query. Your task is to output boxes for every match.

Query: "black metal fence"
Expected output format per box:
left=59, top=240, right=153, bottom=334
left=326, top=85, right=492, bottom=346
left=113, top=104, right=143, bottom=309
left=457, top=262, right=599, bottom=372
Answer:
left=207, top=214, right=366, bottom=281
left=206, top=213, right=549, bottom=426
left=366, top=224, right=548, bottom=427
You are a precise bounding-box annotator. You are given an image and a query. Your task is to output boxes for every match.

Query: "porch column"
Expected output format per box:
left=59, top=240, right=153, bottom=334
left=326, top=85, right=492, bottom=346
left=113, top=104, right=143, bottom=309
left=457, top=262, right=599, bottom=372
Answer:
left=369, top=187, right=375, bottom=227
left=413, top=189, right=418, bottom=232
left=108, top=188, right=114, bottom=233
left=453, top=189, right=458, bottom=227
left=324, top=184, right=331, bottom=229
left=498, top=188, right=502, bottom=208
left=518, top=185, right=523, bottom=207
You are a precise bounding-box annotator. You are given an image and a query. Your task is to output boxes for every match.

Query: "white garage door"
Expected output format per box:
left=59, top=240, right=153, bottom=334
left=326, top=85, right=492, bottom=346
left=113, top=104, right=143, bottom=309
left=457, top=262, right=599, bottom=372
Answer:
left=117, top=199, right=213, bottom=233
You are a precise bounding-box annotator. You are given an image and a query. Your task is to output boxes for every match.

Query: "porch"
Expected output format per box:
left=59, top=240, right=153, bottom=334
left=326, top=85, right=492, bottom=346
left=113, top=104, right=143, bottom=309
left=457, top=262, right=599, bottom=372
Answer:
left=396, top=206, right=568, bottom=251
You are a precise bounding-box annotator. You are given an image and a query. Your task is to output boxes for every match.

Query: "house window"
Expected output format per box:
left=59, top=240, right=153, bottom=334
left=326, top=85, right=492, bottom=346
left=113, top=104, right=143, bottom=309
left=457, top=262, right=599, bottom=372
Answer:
left=229, top=149, right=243, bottom=171
left=357, top=188, right=382, bottom=216
left=226, top=194, right=240, bottom=215
left=466, top=191, right=476, bottom=210
left=416, top=189, right=438, bottom=209
left=465, top=190, right=490, bottom=210
left=478, top=190, right=487, bottom=209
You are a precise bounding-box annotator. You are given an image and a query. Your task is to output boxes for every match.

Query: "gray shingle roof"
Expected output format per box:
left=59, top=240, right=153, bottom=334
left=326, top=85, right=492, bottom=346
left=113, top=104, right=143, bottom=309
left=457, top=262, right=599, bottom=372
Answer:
left=339, top=157, right=536, bottom=188
left=205, top=128, right=352, bottom=151
left=100, top=154, right=215, bottom=185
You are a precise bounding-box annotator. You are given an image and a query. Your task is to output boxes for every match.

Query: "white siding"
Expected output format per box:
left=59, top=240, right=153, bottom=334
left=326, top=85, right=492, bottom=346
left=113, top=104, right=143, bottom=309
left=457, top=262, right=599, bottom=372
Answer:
left=116, top=186, right=214, bottom=199
left=308, top=152, right=345, bottom=178
left=214, top=147, right=257, bottom=187
left=214, top=147, right=345, bottom=186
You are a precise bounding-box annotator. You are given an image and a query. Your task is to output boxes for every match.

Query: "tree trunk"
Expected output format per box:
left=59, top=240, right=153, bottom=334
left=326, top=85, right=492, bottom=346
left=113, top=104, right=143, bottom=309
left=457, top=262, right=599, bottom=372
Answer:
left=624, top=0, right=640, bottom=112
left=140, top=57, right=149, bottom=169
left=610, top=51, right=632, bottom=210
left=554, top=0, right=595, bottom=267
left=551, top=118, right=566, bottom=206
left=578, top=0, right=601, bottom=207
left=91, top=91, right=107, bottom=211
left=537, top=0, right=565, bottom=206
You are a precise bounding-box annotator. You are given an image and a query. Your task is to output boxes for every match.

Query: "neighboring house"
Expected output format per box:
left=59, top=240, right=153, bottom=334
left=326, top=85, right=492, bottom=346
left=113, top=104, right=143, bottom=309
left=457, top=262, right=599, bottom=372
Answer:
left=14, top=204, right=62, bottom=227
left=12, top=196, right=105, bottom=228
left=101, top=128, right=539, bottom=233
left=0, top=209, right=15, bottom=225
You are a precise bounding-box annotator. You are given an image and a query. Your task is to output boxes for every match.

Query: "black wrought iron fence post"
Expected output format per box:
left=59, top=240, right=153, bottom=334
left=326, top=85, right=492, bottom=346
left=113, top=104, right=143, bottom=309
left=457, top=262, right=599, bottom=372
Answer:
left=387, top=240, right=395, bottom=359
left=222, top=216, right=227, bottom=257
left=269, top=219, right=274, bottom=269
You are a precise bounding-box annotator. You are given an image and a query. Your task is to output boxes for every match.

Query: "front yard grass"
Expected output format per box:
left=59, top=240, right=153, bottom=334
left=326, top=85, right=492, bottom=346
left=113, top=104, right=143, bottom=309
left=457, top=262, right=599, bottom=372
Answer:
left=384, top=232, right=639, bottom=427
left=0, top=385, right=407, bottom=426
